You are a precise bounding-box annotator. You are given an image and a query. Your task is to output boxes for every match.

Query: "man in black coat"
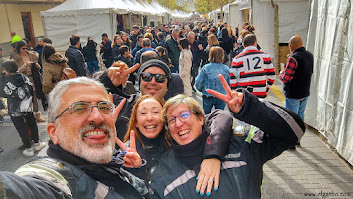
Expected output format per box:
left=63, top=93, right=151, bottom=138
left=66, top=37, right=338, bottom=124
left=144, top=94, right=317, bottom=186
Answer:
left=100, top=33, right=114, bottom=68
left=65, top=35, right=87, bottom=76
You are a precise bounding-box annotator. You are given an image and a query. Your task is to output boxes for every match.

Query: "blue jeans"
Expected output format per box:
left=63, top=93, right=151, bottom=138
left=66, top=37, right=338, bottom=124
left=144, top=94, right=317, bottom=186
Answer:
left=285, top=97, right=309, bottom=121
left=202, top=96, right=226, bottom=114
left=86, top=61, right=100, bottom=76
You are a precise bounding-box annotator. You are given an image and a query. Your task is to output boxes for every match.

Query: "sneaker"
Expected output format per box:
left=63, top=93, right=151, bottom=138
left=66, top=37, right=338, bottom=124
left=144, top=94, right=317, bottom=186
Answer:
left=23, top=148, right=34, bottom=156
left=33, top=142, right=46, bottom=151
left=0, top=117, right=4, bottom=124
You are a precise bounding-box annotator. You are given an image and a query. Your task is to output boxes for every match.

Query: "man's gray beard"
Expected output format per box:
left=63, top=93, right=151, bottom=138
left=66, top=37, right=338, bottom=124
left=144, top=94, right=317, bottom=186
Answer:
left=56, top=122, right=115, bottom=164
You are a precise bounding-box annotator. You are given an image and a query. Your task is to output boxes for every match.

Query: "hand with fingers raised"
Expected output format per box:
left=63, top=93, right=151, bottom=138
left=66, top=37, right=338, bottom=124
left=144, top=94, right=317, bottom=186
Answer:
left=206, top=74, right=245, bottom=114
left=115, top=130, right=142, bottom=168
left=107, top=62, right=140, bottom=87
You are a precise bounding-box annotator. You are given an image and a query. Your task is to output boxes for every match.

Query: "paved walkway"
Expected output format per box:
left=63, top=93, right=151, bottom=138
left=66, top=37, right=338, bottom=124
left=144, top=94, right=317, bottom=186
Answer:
left=262, top=79, right=353, bottom=199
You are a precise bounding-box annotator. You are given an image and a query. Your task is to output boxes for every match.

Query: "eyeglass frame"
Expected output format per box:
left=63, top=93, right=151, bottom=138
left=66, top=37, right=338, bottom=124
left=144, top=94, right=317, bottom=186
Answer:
left=166, top=110, right=196, bottom=128
left=54, top=101, right=115, bottom=121
left=141, top=72, right=167, bottom=83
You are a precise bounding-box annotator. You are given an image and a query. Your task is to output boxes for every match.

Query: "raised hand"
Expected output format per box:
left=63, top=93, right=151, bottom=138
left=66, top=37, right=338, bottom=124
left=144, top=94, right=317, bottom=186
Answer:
left=115, top=130, right=142, bottom=168
left=196, top=158, right=221, bottom=197
left=206, top=74, right=245, bottom=114
left=109, top=94, right=126, bottom=123
left=107, top=62, right=140, bottom=87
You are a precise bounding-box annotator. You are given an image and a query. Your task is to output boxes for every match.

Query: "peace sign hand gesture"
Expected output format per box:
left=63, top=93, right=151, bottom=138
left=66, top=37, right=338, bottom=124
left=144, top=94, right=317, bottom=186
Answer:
left=115, top=130, right=142, bottom=168
left=206, top=74, right=245, bottom=114
left=107, top=62, right=140, bottom=87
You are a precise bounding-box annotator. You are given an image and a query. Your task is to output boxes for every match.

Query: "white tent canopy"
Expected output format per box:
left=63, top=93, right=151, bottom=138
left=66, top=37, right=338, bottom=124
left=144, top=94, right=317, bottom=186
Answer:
left=150, top=0, right=169, bottom=14
left=41, top=0, right=117, bottom=51
left=306, top=0, right=353, bottom=165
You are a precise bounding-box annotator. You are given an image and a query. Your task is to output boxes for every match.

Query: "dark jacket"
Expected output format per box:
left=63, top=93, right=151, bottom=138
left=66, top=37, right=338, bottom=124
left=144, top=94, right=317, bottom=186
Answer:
left=149, top=90, right=305, bottom=199
left=157, top=38, right=166, bottom=47
left=190, top=40, right=201, bottom=68
left=100, top=40, right=113, bottom=59
left=163, top=73, right=184, bottom=100
left=134, top=48, right=159, bottom=64
left=112, top=44, right=121, bottom=61
left=164, top=37, right=180, bottom=67
left=132, top=45, right=142, bottom=57
left=219, top=36, right=234, bottom=55
left=0, top=142, right=145, bottom=198
left=82, top=41, right=98, bottom=62
left=130, top=33, right=139, bottom=49
left=0, top=73, right=33, bottom=117
left=117, top=54, right=133, bottom=67
left=123, top=110, right=233, bottom=182
left=65, top=46, right=87, bottom=76
left=283, top=47, right=314, bottom=99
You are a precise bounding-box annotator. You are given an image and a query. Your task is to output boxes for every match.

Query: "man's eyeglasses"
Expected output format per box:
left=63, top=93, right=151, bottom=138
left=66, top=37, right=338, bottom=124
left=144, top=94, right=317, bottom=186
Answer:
left=141, top=72, right=167, bottom=83
left=167, top=110, right=195, bottom=128
left=54, top=101, right=114, bottom=121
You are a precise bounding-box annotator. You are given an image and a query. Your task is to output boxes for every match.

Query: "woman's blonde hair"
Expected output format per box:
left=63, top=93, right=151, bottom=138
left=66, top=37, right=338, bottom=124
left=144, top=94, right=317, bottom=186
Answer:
left=207, top=34, right=219, bottom=46
left=112, top=35, right=122, bottom=47
left=208, top=46, right=224, bottom=63
left=162, top=94, right=205, bottom=143
left=124, top=95, right=165, bottom=148
left=144, top=33, right=154, bottom=42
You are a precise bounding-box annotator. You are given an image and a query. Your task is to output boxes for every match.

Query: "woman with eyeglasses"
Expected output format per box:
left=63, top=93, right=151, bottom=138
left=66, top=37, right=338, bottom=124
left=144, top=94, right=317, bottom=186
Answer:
left=12, top=40, right=46, bottom=122
left=147, top=75, right=305, bottom=198
left=120, top=94, right=234, bottom=196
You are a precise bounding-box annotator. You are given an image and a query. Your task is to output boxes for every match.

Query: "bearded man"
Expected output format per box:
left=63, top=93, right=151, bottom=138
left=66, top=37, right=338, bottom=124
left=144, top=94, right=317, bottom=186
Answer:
left=0, top=77, right=145, bottom=198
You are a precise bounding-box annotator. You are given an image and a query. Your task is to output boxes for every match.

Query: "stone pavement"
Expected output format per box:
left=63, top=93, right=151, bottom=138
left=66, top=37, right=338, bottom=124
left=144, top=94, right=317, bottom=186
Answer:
left=262, top=79, right=353, bottom=199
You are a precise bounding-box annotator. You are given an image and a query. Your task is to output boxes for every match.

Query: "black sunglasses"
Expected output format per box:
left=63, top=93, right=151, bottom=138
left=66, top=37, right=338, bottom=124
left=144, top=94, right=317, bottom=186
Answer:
left=141, top=72, right=167, bottom=83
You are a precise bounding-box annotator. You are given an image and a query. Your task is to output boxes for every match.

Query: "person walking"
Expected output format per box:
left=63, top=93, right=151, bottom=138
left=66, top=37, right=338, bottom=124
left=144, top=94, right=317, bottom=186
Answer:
left=230, top=34, right=275, bottom=99
left=1, top=60, right=46, bottom=156
left=280, top=35, right=313, bottom=122
left=42, top=44, right=69, bottom=94
left=196, top=47, right=230, bottom=114
left=65, top=35, right=87, bottom=77
left=100, top=33, right=114, bottom=68
left=12, top=40, right=46, bottom=122
left=179, top=38, right=193, bottom=96
left=82, top=37, right=100, bottom=76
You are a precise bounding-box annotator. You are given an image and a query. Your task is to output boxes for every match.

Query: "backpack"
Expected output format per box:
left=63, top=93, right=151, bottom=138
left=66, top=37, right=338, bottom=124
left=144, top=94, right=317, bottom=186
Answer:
left=61, top=67, right=77, bottom=81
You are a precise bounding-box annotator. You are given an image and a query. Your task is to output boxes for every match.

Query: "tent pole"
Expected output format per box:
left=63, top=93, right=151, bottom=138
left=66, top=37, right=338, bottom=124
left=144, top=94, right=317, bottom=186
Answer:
left=271, top=0, right=280, bottom=73
left=129, top=12, right=132, bottom=30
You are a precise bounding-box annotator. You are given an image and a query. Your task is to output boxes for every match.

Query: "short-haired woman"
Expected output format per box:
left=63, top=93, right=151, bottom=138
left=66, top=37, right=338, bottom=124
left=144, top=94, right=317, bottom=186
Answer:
left=149, top=88, right=304, bottom=198
left=195, top=47, right=230, bottom=114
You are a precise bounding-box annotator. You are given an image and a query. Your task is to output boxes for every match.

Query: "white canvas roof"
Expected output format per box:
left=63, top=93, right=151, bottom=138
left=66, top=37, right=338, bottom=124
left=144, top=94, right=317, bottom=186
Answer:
left=130, top=0, right=151, bottom=15
left=138, top=0, right=160, bottom=16
left=150, top=0, right=169, bottom=14
left=41, top=0, right=117, bottom=17
left=41, top=0, right=116, bottom=51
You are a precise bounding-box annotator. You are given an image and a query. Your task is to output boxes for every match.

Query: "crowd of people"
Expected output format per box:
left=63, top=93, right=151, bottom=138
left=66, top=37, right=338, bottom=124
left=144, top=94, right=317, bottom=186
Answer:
left=0, top=20, right=312, bottom=198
